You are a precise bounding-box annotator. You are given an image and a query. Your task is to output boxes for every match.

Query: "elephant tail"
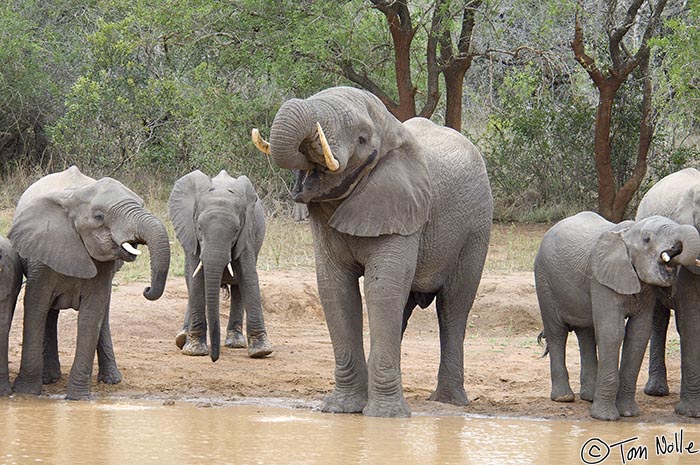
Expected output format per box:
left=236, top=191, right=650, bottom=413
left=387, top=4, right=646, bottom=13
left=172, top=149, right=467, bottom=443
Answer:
left=537, top=330, right=549, bottom=358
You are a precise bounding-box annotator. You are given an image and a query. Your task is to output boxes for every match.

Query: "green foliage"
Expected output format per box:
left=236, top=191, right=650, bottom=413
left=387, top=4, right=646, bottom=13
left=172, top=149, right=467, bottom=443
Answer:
left=481, top=66, right=597, bottom=222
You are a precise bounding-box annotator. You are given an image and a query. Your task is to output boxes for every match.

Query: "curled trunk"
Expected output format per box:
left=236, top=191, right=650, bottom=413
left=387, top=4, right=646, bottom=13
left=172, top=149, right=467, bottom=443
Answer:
left=268, top=99, right=317, bottom=171
left=672, top=225, right=700, bottom=267
left=135, top=213, right=171, bottom=300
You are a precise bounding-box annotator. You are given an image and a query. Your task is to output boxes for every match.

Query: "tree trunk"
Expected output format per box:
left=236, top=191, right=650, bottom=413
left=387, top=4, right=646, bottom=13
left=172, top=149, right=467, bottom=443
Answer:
left=594, top=84, right=619, bottom=221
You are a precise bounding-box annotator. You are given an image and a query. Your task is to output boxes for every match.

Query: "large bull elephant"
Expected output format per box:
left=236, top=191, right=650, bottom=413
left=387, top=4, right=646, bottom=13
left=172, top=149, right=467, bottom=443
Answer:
left=252, top=86, right=493, bottom=417
left=636, top=167, right=700, bottom=417
left=169, top=169, right=272, bottom=361
left=8, top=166, right=170, bottom=399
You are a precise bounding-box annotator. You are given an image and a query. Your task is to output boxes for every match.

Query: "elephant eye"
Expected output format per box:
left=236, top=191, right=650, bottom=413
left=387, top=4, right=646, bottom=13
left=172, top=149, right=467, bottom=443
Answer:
left=642, top=236, right=650, bottom=244
left=94, top=213, right=105, bottom=222
left=358, top=135, right=367, bottom=145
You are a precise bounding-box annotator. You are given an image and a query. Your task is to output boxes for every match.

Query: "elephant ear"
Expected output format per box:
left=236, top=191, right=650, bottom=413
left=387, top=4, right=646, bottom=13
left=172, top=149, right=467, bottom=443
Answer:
left=9, top=194, right=97, bottom=279
left=329, top=148, right=431, bottom=237
left=168, top=170, right=211, bottom=255
left=231, top=175, right=259, bottom=260
left=591, top=230, right=641, bottom=295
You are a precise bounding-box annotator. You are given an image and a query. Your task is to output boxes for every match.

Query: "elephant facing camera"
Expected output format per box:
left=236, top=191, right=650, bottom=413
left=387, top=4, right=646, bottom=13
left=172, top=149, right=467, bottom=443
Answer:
left=535, top=211, right=700, bottom=421
left=169, top=170, right=272, bottom=361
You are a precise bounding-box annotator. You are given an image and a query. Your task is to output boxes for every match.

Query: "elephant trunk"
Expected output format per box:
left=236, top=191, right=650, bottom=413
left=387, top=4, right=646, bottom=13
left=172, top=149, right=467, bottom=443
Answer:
left=268, top=99, right=317, bottom=171
left=203, top=260, right=227, bottom=362
left=135, top=212, right=171, bottom=300
left=669, top=225, right=700, bottom=267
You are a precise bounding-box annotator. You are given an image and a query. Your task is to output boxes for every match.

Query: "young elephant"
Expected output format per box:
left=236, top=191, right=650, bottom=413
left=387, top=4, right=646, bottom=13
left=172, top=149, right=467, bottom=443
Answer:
left=0, top=236, right=24, bottom=396
left=9, top=166, right=171, bottom=399
left=169, top=170, right=272, bottom=360
left=535, top=212, right=700, bottom=420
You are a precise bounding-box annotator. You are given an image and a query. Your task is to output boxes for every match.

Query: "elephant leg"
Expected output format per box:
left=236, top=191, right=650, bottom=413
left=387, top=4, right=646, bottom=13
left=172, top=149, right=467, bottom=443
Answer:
left=234, top=255, right=272, bottom=358
left=66, top=294, right=108, bottom=400
left=224, top=285, right=246, bottom=349
left=42, top=309, right=61, bottom=385
left=644, top=300, right=671, bottom=397
left=362, top=237, right=419, bottom=418
left=674, top=269, right=700, bottom=417
left=0, top=295, right=17, bottom=396
left=590, top=291, right=625, bottom=421
left=181, top=255, right=208, bottom=356
left=318, top=266, right=367, bottom=414
left=616, top=300, right=654, bottom=417
left=96, top=305, right=122, bottom=385
left=574, top=326, right=597, bottom=402
left=13, top=282, right=52, bottom=396
left=401, top=294, right=417, bottom=337
left=175, top=305, right=190, bottom=350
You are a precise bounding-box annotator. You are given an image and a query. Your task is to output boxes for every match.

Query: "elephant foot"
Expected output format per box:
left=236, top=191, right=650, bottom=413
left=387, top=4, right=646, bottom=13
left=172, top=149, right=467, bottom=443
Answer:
left=590, top=400, right=620, bottom=421
left=12, top=376, right=43, bottom=396
left=0, top=380, right=11, bottom=397
left=42, top=365, right=62, bottom=385
left=675, top=399, right=700, bottom=418
left=321, top=389, right=367, bottom=414
left=182, top=333, right=209, bottom=356
left=225, top=329, right=247, bottom=349
left=363, top=397, right=411, bottom=418
left=550, top=386, right=575, bottom=403
left=616, top=398, right=640, bottom=417
left=429, top=384, right=469, bottom=406
left=580, top=387, right=594, bottom=403
left=644, top=378, right=669, bottom=397
left=66, top=390, right=95, bottom=401
left=175, top=329, right=187, bottom=350
left=247, top=332, right=273, bottom=358
left=98, top=365, right=123, bottom=385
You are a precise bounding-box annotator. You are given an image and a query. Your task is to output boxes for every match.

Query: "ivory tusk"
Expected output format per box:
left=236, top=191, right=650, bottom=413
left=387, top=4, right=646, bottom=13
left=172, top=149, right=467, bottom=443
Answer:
left=696, top=259, right=700, bottom=267
left=122, top=242, right=142, bottom=256
left=661, top=252, right=671, bottom=263
left=251, top=128, right=271, bottom=155
left=192, top=261, right=203, bottom=278
left=316, top=122, right=340, bottom=172
left=227, top=263, right=234, bottom=276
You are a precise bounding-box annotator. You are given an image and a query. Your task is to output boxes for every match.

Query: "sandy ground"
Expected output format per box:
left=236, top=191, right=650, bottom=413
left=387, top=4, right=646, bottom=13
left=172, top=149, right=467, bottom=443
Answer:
left=5, top=267, right=699, bottom=424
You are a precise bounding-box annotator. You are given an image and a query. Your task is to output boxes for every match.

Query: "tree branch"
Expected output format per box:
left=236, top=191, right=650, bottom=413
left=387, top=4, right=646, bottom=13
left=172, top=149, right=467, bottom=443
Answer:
left=572, top=1, right=606, bottom=89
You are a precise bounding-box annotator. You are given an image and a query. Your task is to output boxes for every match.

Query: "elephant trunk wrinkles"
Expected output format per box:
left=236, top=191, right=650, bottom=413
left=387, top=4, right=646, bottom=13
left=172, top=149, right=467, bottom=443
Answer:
left=134, top=212, right=171, bottom=301
left=269, top=99, right=317, bottom=170
left=203, top=262, right=226, bottom=362
left=672, top=225, right=700, bottom=267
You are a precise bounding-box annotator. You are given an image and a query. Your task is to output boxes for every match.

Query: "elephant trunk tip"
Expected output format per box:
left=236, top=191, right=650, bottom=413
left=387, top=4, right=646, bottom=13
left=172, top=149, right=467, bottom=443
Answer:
left=142, top=270, right=167, bottom=300
left=210, top=346, right=220, bottom=362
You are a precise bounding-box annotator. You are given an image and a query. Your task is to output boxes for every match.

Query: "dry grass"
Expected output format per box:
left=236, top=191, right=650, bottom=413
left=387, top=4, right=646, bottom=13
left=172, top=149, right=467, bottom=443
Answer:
left=0, top=193, right=550, bottom=284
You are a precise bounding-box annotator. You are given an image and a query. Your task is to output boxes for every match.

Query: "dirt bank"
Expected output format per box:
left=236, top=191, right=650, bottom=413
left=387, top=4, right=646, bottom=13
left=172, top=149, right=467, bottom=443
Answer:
left=5, top=270, right=698, bottom=424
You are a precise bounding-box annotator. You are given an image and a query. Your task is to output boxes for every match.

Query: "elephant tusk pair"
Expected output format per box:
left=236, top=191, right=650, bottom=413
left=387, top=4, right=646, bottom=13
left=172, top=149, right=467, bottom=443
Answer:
left=251, top=123, right=340, bottom=172
left=122, top=242, right=142, bottom=256
left=192, top=261, right=235, bottom=278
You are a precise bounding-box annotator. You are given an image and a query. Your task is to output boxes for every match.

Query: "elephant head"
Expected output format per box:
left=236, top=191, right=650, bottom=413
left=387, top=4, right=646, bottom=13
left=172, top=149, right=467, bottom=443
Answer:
left=168, top=169, right=258, bottom=361
left=9, top=167, right=170, bottom=300
left=252, top=86, right=432, bottom=237
left=592, top=215, right=700, bottom=294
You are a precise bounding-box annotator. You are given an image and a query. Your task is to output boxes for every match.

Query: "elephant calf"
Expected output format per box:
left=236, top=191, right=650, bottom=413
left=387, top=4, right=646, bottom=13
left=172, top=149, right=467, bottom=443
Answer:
left=535, top=211, right=700, bottom=421
left=0, top=236, right=24, bottom=396
left=169, top=170, right=272, bottom=360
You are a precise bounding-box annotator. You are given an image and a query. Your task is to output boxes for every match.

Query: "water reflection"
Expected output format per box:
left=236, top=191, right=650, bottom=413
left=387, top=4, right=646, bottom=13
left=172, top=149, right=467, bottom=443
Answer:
left=1, top=397, right=699, bottom=464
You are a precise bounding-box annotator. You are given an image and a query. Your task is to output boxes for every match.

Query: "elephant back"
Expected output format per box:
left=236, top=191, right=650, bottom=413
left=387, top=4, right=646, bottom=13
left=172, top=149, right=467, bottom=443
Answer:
left=15, top=166, right=94, bottom=216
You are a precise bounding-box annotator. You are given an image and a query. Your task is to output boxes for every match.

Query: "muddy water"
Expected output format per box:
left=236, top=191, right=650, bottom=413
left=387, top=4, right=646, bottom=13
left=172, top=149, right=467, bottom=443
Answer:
left=1, top=398, right=700, bottom=465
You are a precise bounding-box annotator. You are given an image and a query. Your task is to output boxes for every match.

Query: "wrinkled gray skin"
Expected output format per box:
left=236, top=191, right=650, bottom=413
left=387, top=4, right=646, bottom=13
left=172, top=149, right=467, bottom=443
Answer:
left=8, top=166, right=170, bottom=400
left=636, top=167, right=700, bottom=417
left=169, top=170, right=271, bottom=361
left=260, top=86, right=493, bottom=417
left=0, top=237, right=23, bottom=396
left=535, top=211, right=700, bottom=421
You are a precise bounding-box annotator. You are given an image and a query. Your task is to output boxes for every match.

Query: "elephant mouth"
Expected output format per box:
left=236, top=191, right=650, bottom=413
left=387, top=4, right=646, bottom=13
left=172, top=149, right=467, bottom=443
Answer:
left=116, top=241, right=142, bottom=262
left=292, top=150, right=378, bottom=203
left=657, top=261, right=677, bottom=284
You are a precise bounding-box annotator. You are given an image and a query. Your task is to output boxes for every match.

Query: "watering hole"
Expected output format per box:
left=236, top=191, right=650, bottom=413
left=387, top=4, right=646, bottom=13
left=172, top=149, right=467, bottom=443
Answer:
left=2, top=397, right=700, bottom=465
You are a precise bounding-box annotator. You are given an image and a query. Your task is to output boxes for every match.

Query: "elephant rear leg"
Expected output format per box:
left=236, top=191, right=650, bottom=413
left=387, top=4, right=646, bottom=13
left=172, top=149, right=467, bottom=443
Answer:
left=644, top=302, right=671, bottom=397
left=225, top=285, right=246, bottom=349
left=42, top=309, right=61, bottom=385
left=574, top=326, right=597, bottom=402
left=430, top=239, right=489, bottom=407
left=0, top=296, right=17, bottom=396
left=97, top=306, right=122, bottom=385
